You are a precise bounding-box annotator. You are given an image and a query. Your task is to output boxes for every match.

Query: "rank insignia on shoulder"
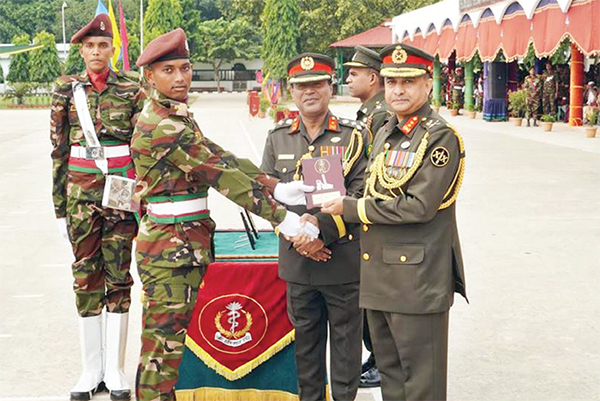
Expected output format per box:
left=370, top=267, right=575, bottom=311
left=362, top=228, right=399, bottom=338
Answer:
left=431, top=146, right=450, bottom=167
left=425, top=118, right=442, bottom=129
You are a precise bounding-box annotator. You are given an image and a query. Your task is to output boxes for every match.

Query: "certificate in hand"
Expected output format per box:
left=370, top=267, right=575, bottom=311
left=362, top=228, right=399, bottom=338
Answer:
left=302, top=154, right=346, bottom=209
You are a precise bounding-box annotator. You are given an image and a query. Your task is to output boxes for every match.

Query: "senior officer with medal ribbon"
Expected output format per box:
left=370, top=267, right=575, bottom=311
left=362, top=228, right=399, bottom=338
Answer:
left=322, top=43, right=468, bottom=401
left=261, top=52, right=369, bottom=401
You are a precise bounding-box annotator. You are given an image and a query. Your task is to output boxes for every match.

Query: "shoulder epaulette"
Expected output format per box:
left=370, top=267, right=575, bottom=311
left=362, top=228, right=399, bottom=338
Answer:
left=268, top=118, right=294, bottom=135
left=55, top=74, right=79, bottom=89
left=120, top=70, right=141, bottom=83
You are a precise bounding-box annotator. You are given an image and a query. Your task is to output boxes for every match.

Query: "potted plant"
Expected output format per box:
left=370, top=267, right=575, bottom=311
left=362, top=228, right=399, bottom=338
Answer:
left=258, top=97, right=269, bottom=118
left=508, top=89, right=526, bottom=127
left=449, top=101, right=460, bottom=117
left=431, top=98, right=441, bottom=113
left=465, top=103, right=476, bottom=119
left=539, top=114, right=556, bottom=132
left=585, top=108, right=598, bottom=138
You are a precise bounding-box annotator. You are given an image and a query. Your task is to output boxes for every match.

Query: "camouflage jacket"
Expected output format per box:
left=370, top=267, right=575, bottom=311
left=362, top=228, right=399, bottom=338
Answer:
left=131, top=90, right=287, bottom=268
left=261, top=112, right=369, bottom=285
left=50, top=69, right=144, bottom=218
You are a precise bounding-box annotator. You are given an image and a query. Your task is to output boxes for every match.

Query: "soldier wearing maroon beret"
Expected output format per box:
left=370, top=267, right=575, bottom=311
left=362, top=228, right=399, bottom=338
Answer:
left=132, top=29, right=316, bottom=401
left=49, top=12, right=143, bottom=401
left=322, top=43, right=467, bottom=401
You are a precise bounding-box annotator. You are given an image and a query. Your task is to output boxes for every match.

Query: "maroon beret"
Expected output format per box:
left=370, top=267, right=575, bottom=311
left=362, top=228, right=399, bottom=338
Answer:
left=136, top=28, right=190, bottom=68
left=70, top=14, right=113, bottom=44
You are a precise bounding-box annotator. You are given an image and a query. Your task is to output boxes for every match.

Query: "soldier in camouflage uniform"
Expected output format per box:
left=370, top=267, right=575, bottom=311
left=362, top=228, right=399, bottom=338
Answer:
left=131, top=29, right=315, bottom=401
left=50, top=14, right=143, bottom=401
left=542, top=62, right=558, bottom=116
left=450, top=67, right=464, bottom=112
left=522, top=67, right=542, bottom=126
left=344, top=45, right=391, bottom=388
left=261, top=53, right=369, bottom=401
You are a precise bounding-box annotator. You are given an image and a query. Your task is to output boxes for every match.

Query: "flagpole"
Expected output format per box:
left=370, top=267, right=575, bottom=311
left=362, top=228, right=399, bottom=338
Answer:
left=140, top=0, right=144, bottom=52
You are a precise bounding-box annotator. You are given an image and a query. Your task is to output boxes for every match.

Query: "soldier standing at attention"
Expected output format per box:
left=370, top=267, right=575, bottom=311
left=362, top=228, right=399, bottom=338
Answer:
left=344, top=45, right=390, bottom=389
left=542, top=62, right=558, bottom=116
left=322, top=43, right=468, bottom=401
left=523, top=66, right=541, bottom=127
left=260, top=53, right=369, bottom=401
left=131, top=29, right=316, bottom=401
left=50, top=14, right=143, bottom=401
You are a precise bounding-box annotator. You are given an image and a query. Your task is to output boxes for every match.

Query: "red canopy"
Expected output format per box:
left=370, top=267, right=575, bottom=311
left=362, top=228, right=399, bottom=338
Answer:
left=330, top=22, right=393, bottom=48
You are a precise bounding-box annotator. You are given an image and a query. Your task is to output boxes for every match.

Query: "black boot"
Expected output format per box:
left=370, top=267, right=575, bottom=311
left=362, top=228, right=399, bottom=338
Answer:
left=359, top=366, right=381, bottom=388
left=70, top=382, right=106, bottom=401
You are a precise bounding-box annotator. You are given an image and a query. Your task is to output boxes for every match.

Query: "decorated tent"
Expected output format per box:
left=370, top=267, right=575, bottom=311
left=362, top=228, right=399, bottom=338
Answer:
left=389, top=0, right=599, bottom=125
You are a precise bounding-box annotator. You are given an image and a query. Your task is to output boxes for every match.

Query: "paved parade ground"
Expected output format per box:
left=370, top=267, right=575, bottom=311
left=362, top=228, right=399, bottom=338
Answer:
left=0, top=93, right=599, bottom=400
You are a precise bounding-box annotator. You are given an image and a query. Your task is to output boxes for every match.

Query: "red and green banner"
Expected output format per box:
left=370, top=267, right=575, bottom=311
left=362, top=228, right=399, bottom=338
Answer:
left=176, top=259, right=298, bottom=401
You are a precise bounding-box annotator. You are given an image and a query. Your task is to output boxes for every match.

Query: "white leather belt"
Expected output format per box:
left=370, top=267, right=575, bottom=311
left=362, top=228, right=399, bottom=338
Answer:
left=70, top=145, right=130, bottom=159
left=147, top=198, right=208, bottom=216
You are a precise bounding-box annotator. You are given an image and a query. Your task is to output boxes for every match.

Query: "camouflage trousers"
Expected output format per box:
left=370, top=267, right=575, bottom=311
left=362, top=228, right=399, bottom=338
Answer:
left=66, top=199, right=137, bottom=317
left=525, top=97, right=540, bottom=120
left=135, top=263, right=204, bottom=401
left=543, top=91, right=557, bottom=115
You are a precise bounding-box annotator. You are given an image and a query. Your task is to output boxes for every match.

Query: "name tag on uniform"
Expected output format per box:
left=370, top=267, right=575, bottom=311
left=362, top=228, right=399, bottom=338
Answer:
left=278, top=154, right=295, bottom=160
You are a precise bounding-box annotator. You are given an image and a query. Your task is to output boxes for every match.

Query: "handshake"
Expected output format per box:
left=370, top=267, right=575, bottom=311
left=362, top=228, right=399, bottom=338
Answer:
left=273, top=181, right=331, bottom=263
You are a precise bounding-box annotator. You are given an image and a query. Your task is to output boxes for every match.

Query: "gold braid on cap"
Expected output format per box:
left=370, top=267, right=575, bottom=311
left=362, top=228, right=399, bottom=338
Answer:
left=293, top=149, right=314, bottom=181
left=364, top=133, right=430, bottom=200
left=439, top=125, right=465, bottom=210
left=342, top=127, right=363, bottom=177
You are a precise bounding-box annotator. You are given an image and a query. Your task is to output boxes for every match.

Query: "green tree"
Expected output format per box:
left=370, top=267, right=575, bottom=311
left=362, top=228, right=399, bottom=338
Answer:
left=7, top=34, right=31, bottom=83
left=30, top=31, right=62, bottom=84
left=0, top=65, right=4, bottom=84
left=64, top=44, right=85, bottom=75
left=195, top=18, right=260, bottom=91
left=127, top=32, right=141, bottom=70
left=261, top=0, right=299, bottom=80
left=144, top=0, right=183, bottom=44
left=218, top=0, right=263, bottom=26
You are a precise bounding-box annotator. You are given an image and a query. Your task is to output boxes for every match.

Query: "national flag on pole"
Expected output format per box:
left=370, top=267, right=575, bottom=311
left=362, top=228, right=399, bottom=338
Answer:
left=95, top=0, right=108, bottom=16
left=107, top=0, right=121, bottom=71
left=118, top=0, right=130, bottom=71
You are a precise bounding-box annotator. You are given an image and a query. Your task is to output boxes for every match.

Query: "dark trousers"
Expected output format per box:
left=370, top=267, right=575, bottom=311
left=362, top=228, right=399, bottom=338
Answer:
left=367, top=309, right=449, bottom=401
left=363, top=309, right=376, bottom=367
left=287, top=281, right=362, bottom=401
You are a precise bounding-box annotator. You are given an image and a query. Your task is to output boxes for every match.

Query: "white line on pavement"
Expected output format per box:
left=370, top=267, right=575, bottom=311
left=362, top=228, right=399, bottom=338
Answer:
left=237, top=119, right=261, bottom=165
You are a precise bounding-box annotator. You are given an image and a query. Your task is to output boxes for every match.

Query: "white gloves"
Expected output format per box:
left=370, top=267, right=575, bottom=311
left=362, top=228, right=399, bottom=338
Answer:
left=56, top=217, right=69, bottom=241
left=273, top=181, right=315, bottom=206
left=276, top=211, right=319, bottom=239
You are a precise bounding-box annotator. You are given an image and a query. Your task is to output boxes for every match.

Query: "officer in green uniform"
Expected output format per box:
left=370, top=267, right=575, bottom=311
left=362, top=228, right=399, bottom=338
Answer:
left=345, top=46, right=390, bottom=149
left=260, top=53, right=369, bottom=401
left=322, top=43, right=468, bottom=401
left=50, top=14, right=143, bottom=401
left=344, top=45, right=391, bottom=388
left=131, top=29, right=316, bottom=401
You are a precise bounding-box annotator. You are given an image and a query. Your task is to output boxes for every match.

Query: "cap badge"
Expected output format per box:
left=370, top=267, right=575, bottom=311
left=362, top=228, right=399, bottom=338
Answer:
left=392, top=46, right=408, bottom=64
left=185, top=40, right=189, bottom=52
left=100, top=21, right=106, bottom=31
left=301, top=56, right=315, bottom=71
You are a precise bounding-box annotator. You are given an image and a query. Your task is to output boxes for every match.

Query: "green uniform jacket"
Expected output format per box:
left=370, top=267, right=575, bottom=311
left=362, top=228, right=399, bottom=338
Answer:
left=356, top=90, right=391, bottom=145
left=50, top=69, right=144, bottom=218
left=131, top=90, right=287, bottom=268
left=343, top=103, right=467, bottom=314
left=261, top=112, right=369, bottom=285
